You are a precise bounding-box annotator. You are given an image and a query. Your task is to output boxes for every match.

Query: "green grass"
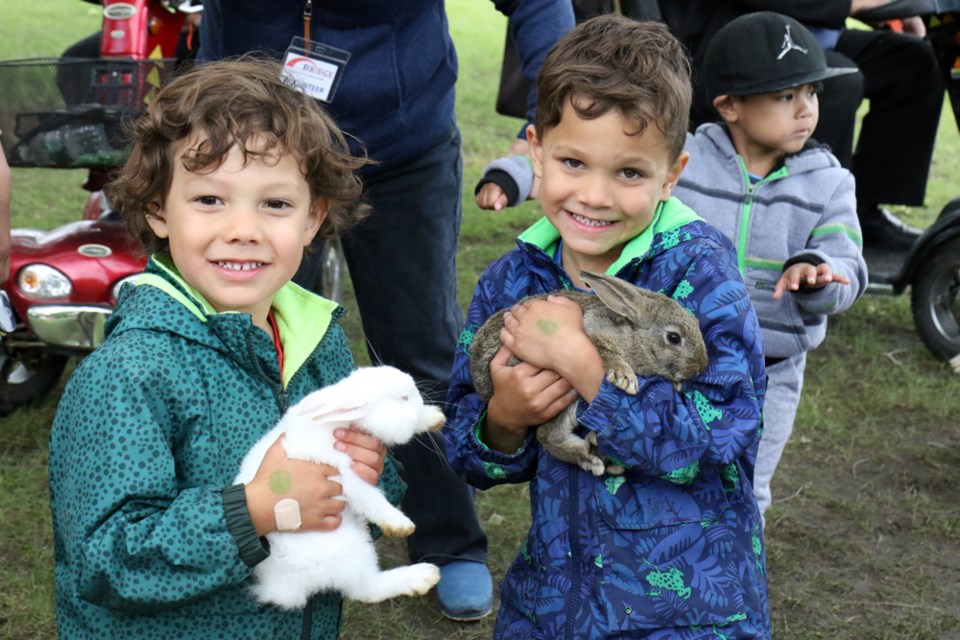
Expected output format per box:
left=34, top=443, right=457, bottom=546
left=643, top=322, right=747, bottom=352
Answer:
left=3, top=3, right=960, bottom=639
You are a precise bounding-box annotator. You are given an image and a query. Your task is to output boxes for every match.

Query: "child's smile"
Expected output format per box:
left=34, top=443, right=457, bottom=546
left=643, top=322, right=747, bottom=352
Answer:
left=529, top=101, right=687, bottom=276
left=148, top=139, right=324, bottom=331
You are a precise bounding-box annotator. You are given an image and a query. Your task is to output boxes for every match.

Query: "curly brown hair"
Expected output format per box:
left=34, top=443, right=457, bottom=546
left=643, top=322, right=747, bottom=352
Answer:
left=106, top=56, right=371, bottom=256
left=534, top=15, right=692, bottom=161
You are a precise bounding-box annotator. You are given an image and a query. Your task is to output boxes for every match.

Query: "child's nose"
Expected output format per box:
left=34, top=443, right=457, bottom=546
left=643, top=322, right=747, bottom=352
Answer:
left=224, top=207, right=263, bottom=242
left=577, top=173, right=612, bottom=208
left=797, top=94, right=817, bottom=117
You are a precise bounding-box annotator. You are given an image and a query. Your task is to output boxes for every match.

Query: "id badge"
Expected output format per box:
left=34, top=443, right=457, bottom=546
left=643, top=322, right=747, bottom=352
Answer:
left=281, top=36, right=350, bottom=103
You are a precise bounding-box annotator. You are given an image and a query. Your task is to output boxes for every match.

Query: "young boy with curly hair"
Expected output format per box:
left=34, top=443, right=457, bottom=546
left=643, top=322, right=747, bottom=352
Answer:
left=448, top=15, right=770, bottom=638
left=49, top=58, right=399, bottom=639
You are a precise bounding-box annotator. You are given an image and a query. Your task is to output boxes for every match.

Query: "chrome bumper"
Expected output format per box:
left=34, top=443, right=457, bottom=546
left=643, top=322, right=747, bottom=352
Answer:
left=27, top=304, right=111, bottom=350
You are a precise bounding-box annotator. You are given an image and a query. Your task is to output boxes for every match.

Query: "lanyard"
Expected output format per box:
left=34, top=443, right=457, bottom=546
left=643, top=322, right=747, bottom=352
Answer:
left=303, top=0, right=313, bottom=49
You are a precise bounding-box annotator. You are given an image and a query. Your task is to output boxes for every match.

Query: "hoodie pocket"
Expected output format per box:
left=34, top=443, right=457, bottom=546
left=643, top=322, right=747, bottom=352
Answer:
left=593, top=474, right=764, bottom=633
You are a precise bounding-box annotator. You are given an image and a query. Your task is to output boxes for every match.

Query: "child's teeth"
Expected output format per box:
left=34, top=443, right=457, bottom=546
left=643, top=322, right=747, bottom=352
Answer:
left=220, top=262, right=263, bottom=271
left=572, top=213, right=610, bottom=227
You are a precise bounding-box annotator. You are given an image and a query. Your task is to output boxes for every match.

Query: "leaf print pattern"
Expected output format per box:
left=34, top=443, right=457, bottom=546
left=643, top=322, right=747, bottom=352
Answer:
left=444, top=203, right=770, bottom=639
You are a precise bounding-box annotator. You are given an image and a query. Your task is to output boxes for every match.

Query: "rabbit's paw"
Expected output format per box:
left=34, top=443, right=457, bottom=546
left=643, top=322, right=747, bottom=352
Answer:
left=604, top=462, right=626, bottom=476
left=400, top=563, right=441, bottom=596
left=581, top=432, right=606, bottom=476
left=578, top=455, right=607, bottom=476
left=606, top=368, right=639, bottom=395
left=380, top=515, right=416, bottom=538
left=353, top=563, right=441, bottom=602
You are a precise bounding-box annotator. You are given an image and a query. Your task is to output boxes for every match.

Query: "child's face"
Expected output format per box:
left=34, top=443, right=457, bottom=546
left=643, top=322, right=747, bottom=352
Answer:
left=720, top=84, right=819, bottom=168
left=147, top=140, right=324, bottom=331
left=528, top=101, right=687, bottom=275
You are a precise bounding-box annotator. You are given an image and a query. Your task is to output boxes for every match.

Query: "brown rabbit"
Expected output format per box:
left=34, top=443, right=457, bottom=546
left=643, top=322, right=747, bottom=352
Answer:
left=469, top=271, right=708, bottom=476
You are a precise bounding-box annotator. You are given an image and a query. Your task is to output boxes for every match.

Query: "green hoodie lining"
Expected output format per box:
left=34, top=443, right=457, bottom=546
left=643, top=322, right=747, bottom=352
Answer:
left=134, top=255, right=338, bottom=387
left=517, top=197, right=704, bottom=275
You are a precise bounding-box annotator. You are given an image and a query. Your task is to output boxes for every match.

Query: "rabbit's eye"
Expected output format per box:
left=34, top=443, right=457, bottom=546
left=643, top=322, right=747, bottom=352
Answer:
left=667, top=331, right=682, bottom=346
left=401, top=395, right=410, bottom=402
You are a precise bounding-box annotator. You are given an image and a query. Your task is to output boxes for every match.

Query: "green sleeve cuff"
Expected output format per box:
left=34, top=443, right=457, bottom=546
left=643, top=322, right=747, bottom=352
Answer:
left=221, top=484, right=269, bottom=568
left=474, top=410, right=529, bottom=454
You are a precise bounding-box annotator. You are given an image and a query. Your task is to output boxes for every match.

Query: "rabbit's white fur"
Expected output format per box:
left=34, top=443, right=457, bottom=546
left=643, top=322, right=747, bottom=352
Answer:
left=234, top=365, right=444, bottom=609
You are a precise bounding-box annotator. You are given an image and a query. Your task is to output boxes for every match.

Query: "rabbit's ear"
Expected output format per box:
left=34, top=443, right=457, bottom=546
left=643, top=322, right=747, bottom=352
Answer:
left=293, top=386, right=370, bottom=425
left=580, top=271, right=661, bottom=325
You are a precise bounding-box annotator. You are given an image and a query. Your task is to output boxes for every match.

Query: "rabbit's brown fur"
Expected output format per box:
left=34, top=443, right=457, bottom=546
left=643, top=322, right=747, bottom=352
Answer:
left=469, top=271, right=708, bottom=476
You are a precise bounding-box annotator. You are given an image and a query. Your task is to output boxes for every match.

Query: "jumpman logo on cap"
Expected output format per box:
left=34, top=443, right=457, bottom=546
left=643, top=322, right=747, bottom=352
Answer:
left=777, top=25, right=809, bottom=60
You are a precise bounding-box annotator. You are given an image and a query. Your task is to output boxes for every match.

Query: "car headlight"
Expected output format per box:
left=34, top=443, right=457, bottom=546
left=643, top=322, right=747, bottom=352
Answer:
left=111, top=274, right=140, bottom=303
left=17, top=264, right=73, bottom=299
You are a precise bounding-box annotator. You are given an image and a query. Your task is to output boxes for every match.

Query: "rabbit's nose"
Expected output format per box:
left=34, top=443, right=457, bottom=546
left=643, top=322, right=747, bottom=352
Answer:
left=421, top=406, right=446, bottom=432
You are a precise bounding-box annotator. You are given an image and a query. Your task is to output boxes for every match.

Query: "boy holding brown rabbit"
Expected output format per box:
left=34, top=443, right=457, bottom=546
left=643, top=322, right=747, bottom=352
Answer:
left=445, top=15, right=770, bottom=639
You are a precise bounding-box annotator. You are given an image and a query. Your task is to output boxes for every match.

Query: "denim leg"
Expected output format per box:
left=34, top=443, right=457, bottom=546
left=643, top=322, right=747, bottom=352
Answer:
left=339, top=125, right=487, bottom=564
left=753, top=353, right=806, bottom=518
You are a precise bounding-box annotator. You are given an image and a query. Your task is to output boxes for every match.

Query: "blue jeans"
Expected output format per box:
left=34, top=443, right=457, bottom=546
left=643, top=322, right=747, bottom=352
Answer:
left=304, top=124, right=488, bottom=565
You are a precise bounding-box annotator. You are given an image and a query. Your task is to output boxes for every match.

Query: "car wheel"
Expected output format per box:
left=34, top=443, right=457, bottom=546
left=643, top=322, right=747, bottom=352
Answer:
left=0, top=348, right=69, bottom=415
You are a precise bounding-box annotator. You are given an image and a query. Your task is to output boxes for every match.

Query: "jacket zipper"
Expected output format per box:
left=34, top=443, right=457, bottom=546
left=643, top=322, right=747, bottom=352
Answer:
left=563, top=470, right=581, bottom=639
left=735, top=159, right=787, bottom=275
left=244, top=329, right=308, bottom=636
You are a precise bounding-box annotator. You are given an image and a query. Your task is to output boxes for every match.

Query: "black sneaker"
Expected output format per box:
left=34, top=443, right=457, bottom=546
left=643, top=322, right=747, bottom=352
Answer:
left=858, top=206, right=922, bottom=251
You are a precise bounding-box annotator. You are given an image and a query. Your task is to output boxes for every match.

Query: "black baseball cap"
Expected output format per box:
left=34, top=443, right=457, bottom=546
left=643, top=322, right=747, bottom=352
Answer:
left=704, top=12, right=857, bottom=101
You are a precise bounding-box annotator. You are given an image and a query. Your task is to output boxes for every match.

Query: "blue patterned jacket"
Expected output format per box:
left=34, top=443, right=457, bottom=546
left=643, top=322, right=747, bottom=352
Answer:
left=444, top=197, right=771, bottom=639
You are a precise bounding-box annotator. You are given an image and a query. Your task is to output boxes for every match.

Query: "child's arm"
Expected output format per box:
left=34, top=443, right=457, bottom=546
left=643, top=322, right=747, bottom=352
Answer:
left=773, top=261, right=850, bottom=299
left=499, top=295, right=605, bottom=403
left=474, top=154, right=535, bottom=211
left=243, top=435, right=347, bottom=537
left=775, top=171, right=868, bottom=313
left=444, top=266, right=568, bottom=487
left=574, top=236, right=766, bottom=477
left=484, top=344, right=578, bottom=452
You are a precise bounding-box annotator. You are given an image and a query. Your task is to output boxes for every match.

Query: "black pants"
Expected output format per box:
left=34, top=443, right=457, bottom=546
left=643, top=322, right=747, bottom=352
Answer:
left=821, top=28, right=944, bottom=207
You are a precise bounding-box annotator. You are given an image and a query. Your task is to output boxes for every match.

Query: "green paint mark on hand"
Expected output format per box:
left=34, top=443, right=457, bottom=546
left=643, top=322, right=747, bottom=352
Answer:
left=536, top=319, right=558, bottom=336
left=269, top=469, right=293, bottom=495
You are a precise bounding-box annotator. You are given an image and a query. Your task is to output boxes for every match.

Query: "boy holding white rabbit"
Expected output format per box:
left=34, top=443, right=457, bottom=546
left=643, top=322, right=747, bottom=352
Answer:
left=48, top=58, right=397, bottom=639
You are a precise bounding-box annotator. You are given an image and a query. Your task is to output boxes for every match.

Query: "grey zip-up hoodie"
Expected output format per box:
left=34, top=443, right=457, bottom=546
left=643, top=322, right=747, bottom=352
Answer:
left=675, top=123, right=867, bottom=359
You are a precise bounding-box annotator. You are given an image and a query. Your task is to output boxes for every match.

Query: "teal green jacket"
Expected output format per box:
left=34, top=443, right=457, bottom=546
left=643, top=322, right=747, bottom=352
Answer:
left=49, top=255, right=404, bottom=639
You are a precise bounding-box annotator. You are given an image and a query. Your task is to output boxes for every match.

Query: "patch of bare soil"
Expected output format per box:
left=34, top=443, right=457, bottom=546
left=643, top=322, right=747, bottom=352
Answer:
left=765, top=411, right=960, bottom=639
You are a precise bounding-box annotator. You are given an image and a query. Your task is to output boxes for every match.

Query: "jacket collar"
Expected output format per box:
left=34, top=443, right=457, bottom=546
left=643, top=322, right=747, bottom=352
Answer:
left=516, top=197, right=703, bottom=276
left=111, top=254, right=341, bottom=387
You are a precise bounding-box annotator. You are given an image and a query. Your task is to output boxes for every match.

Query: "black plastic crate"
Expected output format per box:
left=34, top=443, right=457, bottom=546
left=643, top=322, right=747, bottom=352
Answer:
left=0, top=57, right=177, bottom=169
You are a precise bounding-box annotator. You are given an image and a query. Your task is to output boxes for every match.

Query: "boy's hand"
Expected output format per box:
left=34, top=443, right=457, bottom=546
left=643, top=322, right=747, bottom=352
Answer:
left=501, top=295, right=605, bottom=403
left=334, top=425, right=387, bottom=486
left=245, top=435, right=346, bottom=536
left=773, top=262, right=851, bottom=300
left=476, top=182, right=510, bottom=211
left=485, top=346, right=577, bottom=452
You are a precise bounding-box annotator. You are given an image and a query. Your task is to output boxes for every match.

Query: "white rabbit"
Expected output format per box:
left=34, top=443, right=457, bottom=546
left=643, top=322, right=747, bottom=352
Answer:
left=234, top=365, right=444, bottom=609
